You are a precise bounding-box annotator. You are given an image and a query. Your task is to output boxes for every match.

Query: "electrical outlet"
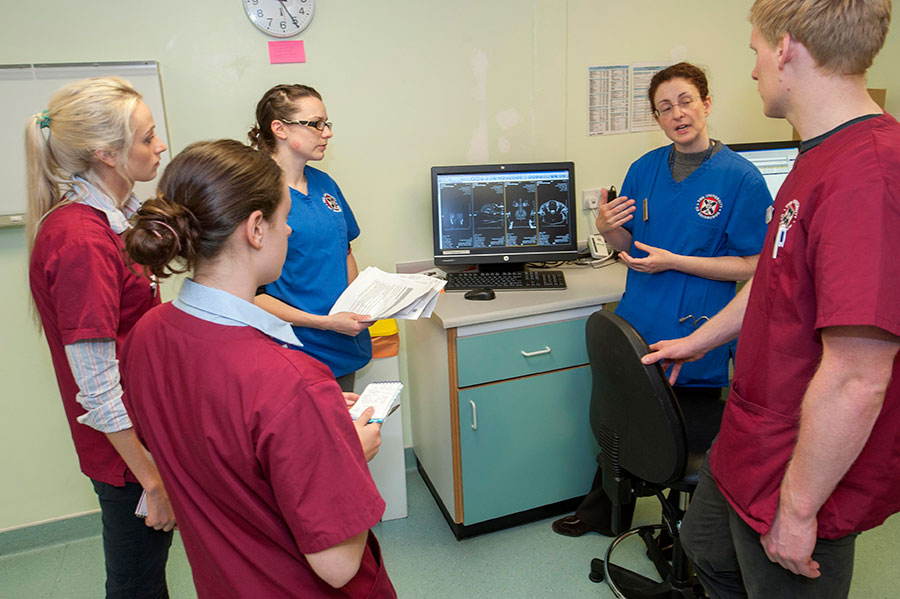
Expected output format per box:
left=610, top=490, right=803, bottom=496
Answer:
left=582, top=188, right=602, bottom=210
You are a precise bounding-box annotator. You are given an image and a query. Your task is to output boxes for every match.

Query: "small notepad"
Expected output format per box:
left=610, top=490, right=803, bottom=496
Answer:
left=135, top=490, right=148, bottom=518
left=349, top=381, right=403, bottom=423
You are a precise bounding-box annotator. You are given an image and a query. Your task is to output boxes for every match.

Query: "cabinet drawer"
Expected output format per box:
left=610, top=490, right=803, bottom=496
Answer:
left=457, top=366, right=597, bottom=524
left=456, top=317, right=588, bottom=387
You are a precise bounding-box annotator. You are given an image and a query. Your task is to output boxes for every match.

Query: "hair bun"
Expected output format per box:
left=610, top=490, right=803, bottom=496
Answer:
left=248, top=126, right=261, bottom=147
left=124, top=197, right=196, bottom=279
left=146, top=219, right=181, bottom=252
left=127, top=139, right=285, bottom=280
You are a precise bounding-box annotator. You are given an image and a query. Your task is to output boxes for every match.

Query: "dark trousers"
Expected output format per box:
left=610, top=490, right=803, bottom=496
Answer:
left=576, top=386, right=724, bottom=533
left=681, top=459, right=858, bottom=599
left=91, top=480, right=173, bottom=599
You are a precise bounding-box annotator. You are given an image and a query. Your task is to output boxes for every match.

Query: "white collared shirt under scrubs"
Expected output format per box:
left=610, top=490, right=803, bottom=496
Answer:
left=64, top=176, right=145, bottom=433
left=174, top=278, right=303, bottom=348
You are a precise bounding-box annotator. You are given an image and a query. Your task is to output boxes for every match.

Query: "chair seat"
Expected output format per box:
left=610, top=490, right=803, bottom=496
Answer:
left=669, top=449, right=708, bottom=492
left=673, top=390, right=724, bottom=491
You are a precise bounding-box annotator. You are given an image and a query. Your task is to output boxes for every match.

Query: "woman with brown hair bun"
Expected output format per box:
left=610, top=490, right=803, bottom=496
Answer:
left=121, top=139, right=395, bottom=598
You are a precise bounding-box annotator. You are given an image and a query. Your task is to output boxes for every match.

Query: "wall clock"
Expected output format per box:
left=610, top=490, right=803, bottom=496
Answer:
left=243, top=0, right=314, bottom=38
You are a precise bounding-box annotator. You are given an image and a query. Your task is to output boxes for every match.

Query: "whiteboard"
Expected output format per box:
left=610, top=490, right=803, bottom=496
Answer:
left=0, top=61, right=171, bottom=227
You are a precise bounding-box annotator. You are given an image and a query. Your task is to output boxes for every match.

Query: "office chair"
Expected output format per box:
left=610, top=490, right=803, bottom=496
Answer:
left=584, top=310, right=721, bottom=599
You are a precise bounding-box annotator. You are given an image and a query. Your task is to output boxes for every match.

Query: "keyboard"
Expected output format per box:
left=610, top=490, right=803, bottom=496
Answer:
left=445, top=270, right=567, bottom=291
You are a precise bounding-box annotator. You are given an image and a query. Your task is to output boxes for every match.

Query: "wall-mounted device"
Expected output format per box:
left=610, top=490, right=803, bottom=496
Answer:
left=588, top=234, right=611, bottom=260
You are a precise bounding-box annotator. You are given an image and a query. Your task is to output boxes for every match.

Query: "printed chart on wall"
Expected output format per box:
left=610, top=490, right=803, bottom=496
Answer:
left=587, top=65, right=629, bottom=136
left=587, top=62, right=668, bottom=136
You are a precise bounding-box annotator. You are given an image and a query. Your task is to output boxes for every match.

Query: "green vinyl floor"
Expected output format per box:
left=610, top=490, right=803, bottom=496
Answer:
left=2, top=469, right=899, bottom=598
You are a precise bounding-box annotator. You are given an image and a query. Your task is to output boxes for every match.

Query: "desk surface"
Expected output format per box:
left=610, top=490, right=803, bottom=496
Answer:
left=430, top=262, right=627, bottom=329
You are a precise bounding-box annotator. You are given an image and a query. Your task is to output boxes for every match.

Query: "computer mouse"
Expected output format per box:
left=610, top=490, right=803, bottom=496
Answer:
left=464, top=288, right=496, bottom=301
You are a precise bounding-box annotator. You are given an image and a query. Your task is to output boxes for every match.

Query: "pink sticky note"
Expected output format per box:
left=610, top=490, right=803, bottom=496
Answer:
left=268, top=40, right=306, bottom=64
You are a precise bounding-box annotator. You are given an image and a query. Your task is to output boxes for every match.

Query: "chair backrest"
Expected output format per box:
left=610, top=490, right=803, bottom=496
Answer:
left=586, top=310, right=687, bottom=488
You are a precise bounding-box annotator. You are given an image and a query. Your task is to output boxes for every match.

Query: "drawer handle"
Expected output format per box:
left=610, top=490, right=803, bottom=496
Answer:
left=470, top=400, right=478, bottom=430
left=521, top=346, right=551, bottom=357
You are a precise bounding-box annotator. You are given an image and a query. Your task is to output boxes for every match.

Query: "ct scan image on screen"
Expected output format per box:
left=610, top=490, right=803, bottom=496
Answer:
left=436, top=169, right=571, bottom=253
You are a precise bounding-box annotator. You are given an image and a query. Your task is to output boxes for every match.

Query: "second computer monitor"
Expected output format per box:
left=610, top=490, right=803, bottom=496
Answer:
left=728, top=140, right=800, bottom=199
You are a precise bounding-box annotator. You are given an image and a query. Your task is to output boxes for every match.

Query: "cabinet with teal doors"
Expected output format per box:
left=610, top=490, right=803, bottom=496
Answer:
left=407, top=308, right=603, bottom=539
left=457, top=365, right=597, bottom=525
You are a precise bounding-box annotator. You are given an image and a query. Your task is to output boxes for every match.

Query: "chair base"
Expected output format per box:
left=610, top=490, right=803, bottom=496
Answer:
left=589, top=559, right=704, bottom=599
left=588, top=525, right=706, bottom=599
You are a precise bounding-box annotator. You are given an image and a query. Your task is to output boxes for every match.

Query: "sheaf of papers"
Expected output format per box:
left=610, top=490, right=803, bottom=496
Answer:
left=329, top=266, right=445, bottom=321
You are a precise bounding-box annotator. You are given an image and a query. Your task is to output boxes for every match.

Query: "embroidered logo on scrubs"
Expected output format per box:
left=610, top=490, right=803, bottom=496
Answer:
left=321, top=193, right=342, bottom=213
left=696, top=194, right=722, bottom=220
left=779, top=199, right=800, bottom=230
left=773, top=199, right=800, bottom=259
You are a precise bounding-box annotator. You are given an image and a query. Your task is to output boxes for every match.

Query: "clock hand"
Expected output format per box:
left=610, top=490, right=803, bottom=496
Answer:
left=277, top=0, right=299, bottom=26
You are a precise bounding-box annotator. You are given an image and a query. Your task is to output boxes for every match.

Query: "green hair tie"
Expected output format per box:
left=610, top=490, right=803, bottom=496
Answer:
left=36, top=110, right=50, bottom=129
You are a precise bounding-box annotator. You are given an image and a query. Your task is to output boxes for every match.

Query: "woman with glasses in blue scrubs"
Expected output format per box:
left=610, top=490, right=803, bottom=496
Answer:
left=249, top=85, right=372, bottom=392
left=553, top=62, right=772, bottom=539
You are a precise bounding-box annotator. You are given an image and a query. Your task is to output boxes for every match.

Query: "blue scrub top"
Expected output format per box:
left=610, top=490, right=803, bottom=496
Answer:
left=264, top=166, right=372, bottom=378
left=615, top=144, right=772, bottom=387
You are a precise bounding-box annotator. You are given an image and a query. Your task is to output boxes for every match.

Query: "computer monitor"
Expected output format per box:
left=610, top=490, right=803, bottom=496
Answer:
left=431, top=162, right=578, bottom=269
left=728, top=140, right=800, bottom=198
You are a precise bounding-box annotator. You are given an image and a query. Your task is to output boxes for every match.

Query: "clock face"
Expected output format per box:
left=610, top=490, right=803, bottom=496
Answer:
left=244, top=0, right=315, bottom=38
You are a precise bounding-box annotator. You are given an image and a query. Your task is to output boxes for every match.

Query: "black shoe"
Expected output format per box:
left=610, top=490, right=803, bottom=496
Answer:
left=551, top=515, right=615, bottom=537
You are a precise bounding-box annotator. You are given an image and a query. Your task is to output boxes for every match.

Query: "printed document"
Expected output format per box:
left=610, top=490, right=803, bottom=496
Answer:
left=330, top=266, right=445, bottom=321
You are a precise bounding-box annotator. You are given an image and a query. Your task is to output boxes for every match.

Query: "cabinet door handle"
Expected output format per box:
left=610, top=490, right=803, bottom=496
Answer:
left=470, top=400, right=478, bottom=430
left=521, top=346, right=551, bottom=357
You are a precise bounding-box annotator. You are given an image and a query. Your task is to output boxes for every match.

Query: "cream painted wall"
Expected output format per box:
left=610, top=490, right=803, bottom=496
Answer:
left=567, top=0, right=900, bottom=230
left=566, top=1, right=792, bottom=211
left=1, top=0, right=898, bottom=529
left=0, top=0, right=570, bottom=531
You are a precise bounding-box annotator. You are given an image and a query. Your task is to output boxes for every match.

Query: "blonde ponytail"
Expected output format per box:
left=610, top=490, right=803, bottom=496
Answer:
left=25, top=76, right=142, bottom=253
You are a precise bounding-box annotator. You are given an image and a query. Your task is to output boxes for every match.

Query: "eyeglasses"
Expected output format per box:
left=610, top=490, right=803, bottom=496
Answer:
left=279, top=118, right=333, bottom=131
left=653, top=96, right=699, bottom=118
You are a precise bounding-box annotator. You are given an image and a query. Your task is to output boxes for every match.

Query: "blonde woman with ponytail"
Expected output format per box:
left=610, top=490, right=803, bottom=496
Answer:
left=26, top=77, right=174, bottom=599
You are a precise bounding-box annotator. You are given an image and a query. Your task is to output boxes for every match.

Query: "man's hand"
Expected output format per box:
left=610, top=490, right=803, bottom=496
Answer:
left=761, top=505, right=821, bottom=578
left=619, top=241, right=677, bottom=274
left=353, top=407, right=382, bottom=462
left=642, top=337, right=709, bottom=385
